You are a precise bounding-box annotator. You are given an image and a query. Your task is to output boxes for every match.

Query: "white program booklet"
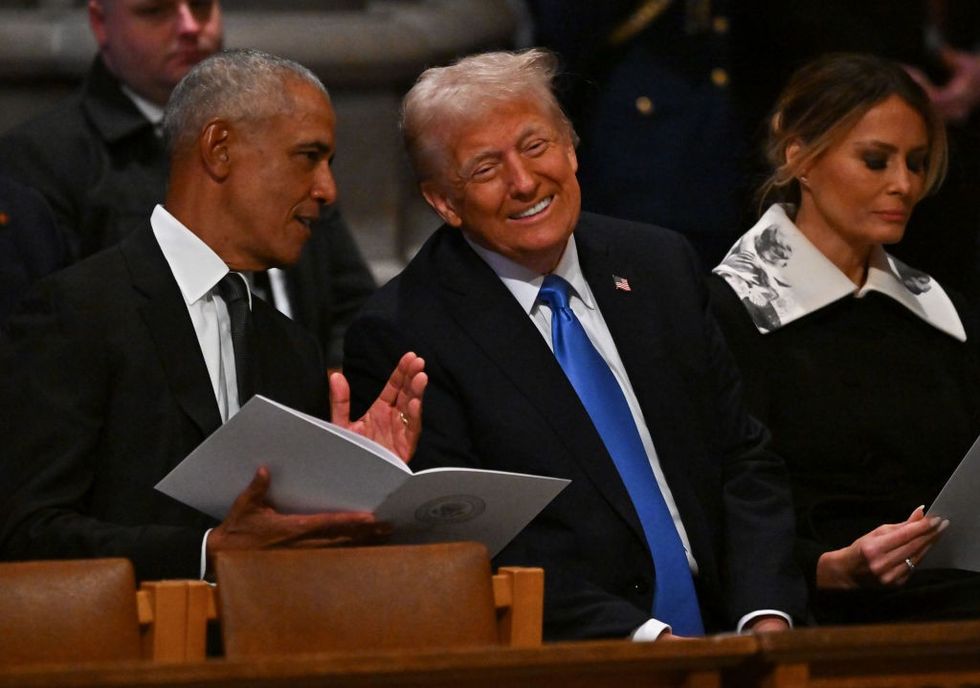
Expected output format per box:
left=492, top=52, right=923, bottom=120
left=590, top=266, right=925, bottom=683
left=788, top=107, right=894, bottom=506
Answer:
left=155, top=395, right=569, bottom=556
left=921, top=433, right=980, bottom=572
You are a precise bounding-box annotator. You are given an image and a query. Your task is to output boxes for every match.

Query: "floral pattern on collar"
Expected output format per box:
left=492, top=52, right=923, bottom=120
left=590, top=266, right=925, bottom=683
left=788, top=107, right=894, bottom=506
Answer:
left=713, top=204, right=966, bottom=341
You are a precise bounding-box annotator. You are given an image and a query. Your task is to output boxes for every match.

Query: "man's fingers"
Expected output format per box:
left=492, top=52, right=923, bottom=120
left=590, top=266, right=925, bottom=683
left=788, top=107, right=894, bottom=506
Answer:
left=276, top=512, right=390, bottom=546
left=379, top=352, right=424, bottom=406
left=230, top=466, right=271, bottom=510
left=397, top=379, right=426, bottom=425
left=287, top=510, right=377, bottom=535
left=328, top=371, right=352, bottom=426
left=288, top=527, right=392, bottom=549
left=404, top=369, right=428, bottom=401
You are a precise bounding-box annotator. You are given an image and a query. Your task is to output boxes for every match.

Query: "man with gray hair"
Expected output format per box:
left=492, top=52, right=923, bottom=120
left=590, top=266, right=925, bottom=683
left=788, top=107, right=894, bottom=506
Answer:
left=0, top=49, right=426, bottom=582
left=344, top=49, right=805, bottom=641
left=0, top=0, right=375, bottom=367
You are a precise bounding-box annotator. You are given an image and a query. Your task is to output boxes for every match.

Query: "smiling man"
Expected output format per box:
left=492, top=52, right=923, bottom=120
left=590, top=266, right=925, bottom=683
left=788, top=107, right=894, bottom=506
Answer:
left=0, top=50, right=427, bottom=583
left=343, top=49, right=806, bottom=641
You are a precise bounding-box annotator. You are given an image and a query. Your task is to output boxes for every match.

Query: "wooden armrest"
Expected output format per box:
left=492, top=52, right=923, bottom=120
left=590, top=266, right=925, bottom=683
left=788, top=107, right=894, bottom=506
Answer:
left=137, top=580, right=213, bottom=662
left=493, top=567, right=544, bottom=647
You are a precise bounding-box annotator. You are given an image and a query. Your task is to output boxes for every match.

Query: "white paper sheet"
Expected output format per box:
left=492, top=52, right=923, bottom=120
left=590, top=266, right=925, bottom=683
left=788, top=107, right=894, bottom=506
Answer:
left=921, top=433, right=980, bottom=571
left=155, top=396, right=569, bottom=556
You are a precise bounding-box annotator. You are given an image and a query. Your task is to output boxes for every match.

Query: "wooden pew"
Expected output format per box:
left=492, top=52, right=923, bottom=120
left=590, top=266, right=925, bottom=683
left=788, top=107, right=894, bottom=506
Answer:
left=492, top=566, right=545, bottom=647
left=137, top=580, right=213, bottom=662
left=172, top=565, right=545, bottom=660
left=0, top=635, right=759, bottom=688
left=753, top=620, right=980, bottom=688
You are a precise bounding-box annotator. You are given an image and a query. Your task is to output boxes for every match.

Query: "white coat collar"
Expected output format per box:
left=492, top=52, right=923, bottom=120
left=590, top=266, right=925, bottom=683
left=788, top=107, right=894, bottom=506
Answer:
left=713, top=204, right=965, bottom=341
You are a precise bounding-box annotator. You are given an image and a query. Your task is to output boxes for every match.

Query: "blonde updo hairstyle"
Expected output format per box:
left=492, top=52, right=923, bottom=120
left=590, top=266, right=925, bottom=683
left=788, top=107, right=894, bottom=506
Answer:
left=759, top=53, right=947, bottom=210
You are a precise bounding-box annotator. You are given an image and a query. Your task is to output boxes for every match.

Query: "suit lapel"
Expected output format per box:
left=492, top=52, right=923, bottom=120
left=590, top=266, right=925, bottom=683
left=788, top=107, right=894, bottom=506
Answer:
left=120, top=227, right=223, bottom=439
left=430, top=229, right=647, bottom=545
left=578, top=220, right=713, bottom=566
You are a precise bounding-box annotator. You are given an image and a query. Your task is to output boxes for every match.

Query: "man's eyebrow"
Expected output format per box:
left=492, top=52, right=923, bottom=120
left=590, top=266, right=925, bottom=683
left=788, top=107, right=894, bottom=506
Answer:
left=296, top=141, right=332, bottom=153
left=458, top=123, right=554, bottom=171
left=459, top=149, right=499, bottom=176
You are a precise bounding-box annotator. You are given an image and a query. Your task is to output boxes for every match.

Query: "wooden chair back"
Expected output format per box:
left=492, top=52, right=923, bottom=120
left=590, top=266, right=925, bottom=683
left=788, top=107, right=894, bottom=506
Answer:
left=0, top=558, right=141, bottom=666
left=136, top=579, right=213, bottom=661
left=215, top=542, right=534, bottom=658
left=490, top=565, right=544, bottom=647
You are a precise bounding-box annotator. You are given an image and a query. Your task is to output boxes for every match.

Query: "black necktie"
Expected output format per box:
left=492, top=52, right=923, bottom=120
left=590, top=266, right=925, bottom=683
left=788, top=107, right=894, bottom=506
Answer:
left=216, top=272, right=253, bottom=405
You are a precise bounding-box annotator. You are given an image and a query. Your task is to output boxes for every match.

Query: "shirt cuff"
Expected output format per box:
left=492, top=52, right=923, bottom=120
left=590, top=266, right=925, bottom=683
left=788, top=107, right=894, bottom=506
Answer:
left=736, top=609, right=793, bottom=633
left=631, top=618, right=671, bottom=641
left=200, top=528, right=212, bottom=580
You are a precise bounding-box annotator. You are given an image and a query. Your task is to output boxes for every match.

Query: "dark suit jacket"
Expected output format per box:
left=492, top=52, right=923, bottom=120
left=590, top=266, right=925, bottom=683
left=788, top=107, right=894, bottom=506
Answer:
left=344, top=212, right=806, bottom=640
left=0, top=175, right=68, bottom=324
left=0, top=57, right=375, bottom=366
left=0, top=225, right=328, bottom=582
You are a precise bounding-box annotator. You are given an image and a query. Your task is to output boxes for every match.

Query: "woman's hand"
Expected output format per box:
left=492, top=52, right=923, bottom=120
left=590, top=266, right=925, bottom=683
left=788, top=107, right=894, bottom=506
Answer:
left=816, top=506, right=949, bottom=590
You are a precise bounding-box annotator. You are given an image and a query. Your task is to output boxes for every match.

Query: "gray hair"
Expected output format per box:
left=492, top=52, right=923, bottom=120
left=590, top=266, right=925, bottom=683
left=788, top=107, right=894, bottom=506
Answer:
left=163, top=48, right=329, bottom=155
left=400, top=48, right=577, bottom=183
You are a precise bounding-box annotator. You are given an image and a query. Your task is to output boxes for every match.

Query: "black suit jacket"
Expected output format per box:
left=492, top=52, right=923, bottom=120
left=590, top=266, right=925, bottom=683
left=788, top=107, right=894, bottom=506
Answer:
left=0, top=175, right=68, bottom=324
left=0, top=57, right=375, bottom=366
left=0, top=226, right=328, bottom=582
left=344, top=213, right=806, bottom=640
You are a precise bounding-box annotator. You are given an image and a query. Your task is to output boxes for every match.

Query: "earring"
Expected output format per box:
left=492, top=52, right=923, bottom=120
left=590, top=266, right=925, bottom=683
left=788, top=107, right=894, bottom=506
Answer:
left=798, top=175, right=809, bottom=186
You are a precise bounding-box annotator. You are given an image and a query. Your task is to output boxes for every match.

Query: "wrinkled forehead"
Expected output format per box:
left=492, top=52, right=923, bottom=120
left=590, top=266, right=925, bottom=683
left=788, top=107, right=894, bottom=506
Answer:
left=438, top=97, right=568, bottom=161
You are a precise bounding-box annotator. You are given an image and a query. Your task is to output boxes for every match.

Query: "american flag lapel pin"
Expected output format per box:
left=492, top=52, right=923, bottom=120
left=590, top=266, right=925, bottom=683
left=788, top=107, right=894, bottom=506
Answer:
left=612, top=274, right=631, bottom=292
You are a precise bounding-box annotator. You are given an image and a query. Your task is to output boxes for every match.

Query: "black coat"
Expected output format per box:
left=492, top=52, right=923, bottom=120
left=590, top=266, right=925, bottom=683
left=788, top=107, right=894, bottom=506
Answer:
left=0, top=226, right=328, bottom=582
left=0, top=58, right=375, bottom=366
left=344, top=213, right=807, bottom=640
left=709, top=274, right=980, bottom=623
left=0, top=175, right=68, bottom=323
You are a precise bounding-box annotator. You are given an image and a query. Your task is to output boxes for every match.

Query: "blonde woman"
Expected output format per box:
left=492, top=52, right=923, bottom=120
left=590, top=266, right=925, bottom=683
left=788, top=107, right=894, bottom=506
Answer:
left=711, top=53, right=980, bottom=624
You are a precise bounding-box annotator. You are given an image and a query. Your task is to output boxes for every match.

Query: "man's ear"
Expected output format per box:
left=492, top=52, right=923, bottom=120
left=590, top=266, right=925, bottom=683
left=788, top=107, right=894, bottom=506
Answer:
left=565, top=139, right=578, bottom=174
left=420, top=181, right=463, bottom=228
left=200, top=120, right=233, bottom=180
left=88, top=0, right=108, bottom=50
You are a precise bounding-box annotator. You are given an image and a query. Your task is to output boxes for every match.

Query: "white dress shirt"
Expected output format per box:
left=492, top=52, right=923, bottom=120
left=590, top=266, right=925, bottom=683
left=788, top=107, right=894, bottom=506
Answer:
left=466, top=233, right=790, bottom=639
left=151, top=204, right=249, bottom=577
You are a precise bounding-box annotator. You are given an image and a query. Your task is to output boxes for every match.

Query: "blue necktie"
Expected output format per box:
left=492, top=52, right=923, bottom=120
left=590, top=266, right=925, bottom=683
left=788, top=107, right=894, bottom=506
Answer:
left=538, top=274, right=704, bottom=635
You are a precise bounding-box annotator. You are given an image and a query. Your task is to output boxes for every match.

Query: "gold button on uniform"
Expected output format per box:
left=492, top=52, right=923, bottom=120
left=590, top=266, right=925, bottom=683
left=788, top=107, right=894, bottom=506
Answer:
left=635, top=96, right=655, bottom=116
left=712, top=16, right=729, bottom=33
left=710, top=68, right=729, bottom=87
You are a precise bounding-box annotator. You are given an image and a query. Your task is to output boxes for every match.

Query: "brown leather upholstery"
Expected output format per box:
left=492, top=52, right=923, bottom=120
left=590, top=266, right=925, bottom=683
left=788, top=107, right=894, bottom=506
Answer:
left=0, top=558, right=141, bottom=666
left=215, top=542, right=500, bottom=658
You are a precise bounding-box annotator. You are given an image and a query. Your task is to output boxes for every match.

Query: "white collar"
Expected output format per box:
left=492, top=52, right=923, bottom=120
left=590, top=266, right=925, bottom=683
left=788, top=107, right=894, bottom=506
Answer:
left=150, top=204, right=250, bottom=309
left=120, top=84, right=165, bottom=127
left=713, top=204, right=965, bottom=341
left=464, top=233, right=596, bottom=313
